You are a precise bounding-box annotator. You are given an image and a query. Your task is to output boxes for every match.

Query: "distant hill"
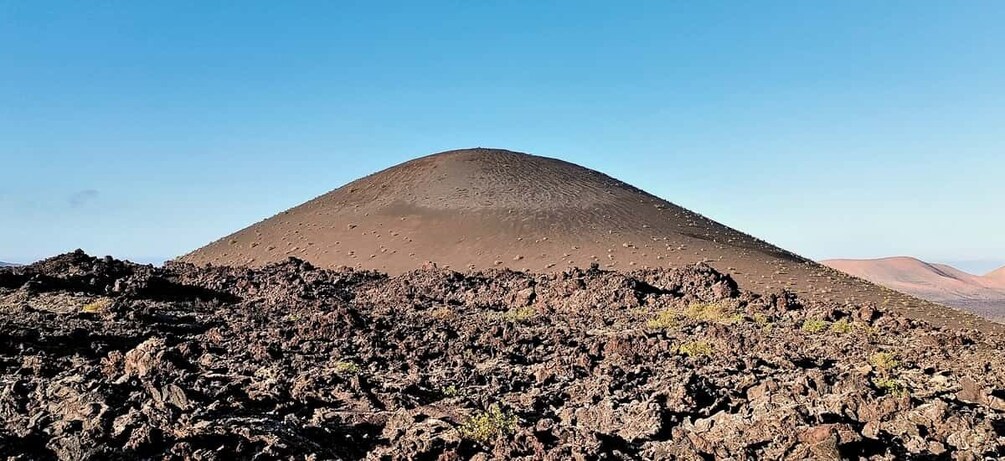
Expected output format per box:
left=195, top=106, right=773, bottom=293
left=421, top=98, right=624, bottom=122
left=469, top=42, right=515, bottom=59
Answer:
left=180, top=147, right=997, bottom=331
left=987, top=266, right=1005, bottom=285
left=0, top=261, right=19, bottom=267
left=822, top=257, right=1005, bottom=320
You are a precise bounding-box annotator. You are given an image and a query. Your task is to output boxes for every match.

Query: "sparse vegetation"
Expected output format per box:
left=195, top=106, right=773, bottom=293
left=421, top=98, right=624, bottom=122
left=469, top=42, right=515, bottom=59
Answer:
left=442, top=385, right=459, bottom=397
left=801, top=319, right=829, bottom=333
left=645, top=309, right=678, bottom=330
left=678, top=340, right=714, bottom=357
left=430, top=307, right=457, bottom=321
left=82, top=298, right=113, bottom=313
left=459, top=404, right=517, bottom=444
left=830, top=319, right=853, bottom=334
left=683, top=301, right=742, bottom=324
left=869, top=352, right=901, bottom=372
left=7, top=249, right=1005, bottom=459
left=333, top=361, right=361, bottom=375
left=873, top=377, right=909, bottom=397
left=500, top=307, right=535, bottom=323
left=752, top=313, right=774, bottom=331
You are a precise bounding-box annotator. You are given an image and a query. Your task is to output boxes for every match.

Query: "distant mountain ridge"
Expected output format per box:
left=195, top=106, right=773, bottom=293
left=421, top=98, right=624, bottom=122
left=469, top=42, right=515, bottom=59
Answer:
left=821, top=257, right=1005, bottom=321
left=0, top=261, right=19, bottom=267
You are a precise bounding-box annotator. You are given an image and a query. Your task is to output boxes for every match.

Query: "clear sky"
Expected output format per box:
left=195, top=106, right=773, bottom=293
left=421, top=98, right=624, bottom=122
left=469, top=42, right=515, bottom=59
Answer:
left=2, top=1, right=1003, bottom=273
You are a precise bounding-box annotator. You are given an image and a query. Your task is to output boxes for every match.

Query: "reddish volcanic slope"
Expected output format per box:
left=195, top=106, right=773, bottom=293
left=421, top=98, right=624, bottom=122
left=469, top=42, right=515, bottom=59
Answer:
left=823, top=257, right=1005, bottom=321
left=987, top=266, right=1005, bottom=285
left=181, top=148, right=995, bottom=330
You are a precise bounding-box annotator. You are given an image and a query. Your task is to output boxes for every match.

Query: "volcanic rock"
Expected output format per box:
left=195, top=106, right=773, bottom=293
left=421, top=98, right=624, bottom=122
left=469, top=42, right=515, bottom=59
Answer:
left=2, top=251, right=1005, bottom=459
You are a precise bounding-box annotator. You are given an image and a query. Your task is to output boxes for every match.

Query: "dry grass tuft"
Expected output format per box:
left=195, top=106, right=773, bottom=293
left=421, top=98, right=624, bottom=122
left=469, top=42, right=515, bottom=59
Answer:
left=869, top=352, right=901, bottom=372
left=645, top=309, right=678, bottom=330
left=873, top=377, right=909, bottom=397
left=500, top=307, right=536, bottom=323
left=801, top=319, right=829, bottom=333
left=333, top=361, right=361, bottom=375
left=82, top=298, right=113, bottom=314
left=830, top=319, right=853, bottom=334
left=677, top=340, right=714, bottom=357
left=459, top=404, right=517, bottom=444
left=429, top=307, right=457, bottom=321
left=683, top=301, right=742, bottom=324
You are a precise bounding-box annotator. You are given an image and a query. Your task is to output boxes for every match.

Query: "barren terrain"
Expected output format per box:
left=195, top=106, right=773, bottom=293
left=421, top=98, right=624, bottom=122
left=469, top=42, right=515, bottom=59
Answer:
left=2, top=251, right=1005, bottom=459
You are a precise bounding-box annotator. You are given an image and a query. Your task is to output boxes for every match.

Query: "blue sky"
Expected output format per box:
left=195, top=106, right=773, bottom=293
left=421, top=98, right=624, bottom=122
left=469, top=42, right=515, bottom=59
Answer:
left=1, top=1, right=1003, bottom=273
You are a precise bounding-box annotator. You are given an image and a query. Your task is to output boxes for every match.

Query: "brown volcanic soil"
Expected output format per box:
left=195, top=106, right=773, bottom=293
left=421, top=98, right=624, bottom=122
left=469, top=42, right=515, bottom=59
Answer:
left=3, top=251, right=1005, bottom=459
left=180, top=148, right=994, bottom=331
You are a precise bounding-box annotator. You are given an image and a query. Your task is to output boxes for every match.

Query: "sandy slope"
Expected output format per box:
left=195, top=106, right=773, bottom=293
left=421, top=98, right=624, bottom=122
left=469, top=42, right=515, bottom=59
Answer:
left=823, top=257, right=1005, bottom=320
left=181, top=148, right=997, bottom=331
left=987, top=266, right=1005, bottom=285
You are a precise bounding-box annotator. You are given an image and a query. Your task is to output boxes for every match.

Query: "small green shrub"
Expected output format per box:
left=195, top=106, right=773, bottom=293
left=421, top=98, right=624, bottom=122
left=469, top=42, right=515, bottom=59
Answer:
left=869, top=352, right=901, bottom=372
left=678, top=340, right=714, bottom=357
left=500, top=307, right=536, bottom=323
left=459, top=404, right=517, bottom=444
left=683, top=301, right=742, bottom=324
left=801, top=319, right=830, bottom=333
left=333, top=361, right=361, bottom=375
left=873, top=377, right=909, bottom=397
left=646, top=309, right=678, bottom=330
left=442, top=385, right=459, bottom=397
left=830, top=319, right=853, bottom=334
left=752, top=313, right=774, bottom=332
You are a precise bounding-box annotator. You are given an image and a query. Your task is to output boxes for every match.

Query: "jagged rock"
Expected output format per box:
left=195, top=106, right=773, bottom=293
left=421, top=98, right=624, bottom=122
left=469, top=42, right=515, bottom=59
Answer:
left=958, top=376, right=987, bottom=404
left=564, top=399, right=663, bottom=442
left=124, top=337, right=172, bottom=379
left=0, top=251, right=1004, bottom=459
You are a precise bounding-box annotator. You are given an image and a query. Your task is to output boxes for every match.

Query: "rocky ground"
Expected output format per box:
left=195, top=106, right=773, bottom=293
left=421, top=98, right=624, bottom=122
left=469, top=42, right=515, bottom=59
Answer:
left=2, top=251, right=1005, bottom=460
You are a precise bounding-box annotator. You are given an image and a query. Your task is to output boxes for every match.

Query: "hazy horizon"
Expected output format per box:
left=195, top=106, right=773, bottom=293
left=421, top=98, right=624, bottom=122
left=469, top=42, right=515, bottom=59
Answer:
left=3, top=1, right=1003, bottom=267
